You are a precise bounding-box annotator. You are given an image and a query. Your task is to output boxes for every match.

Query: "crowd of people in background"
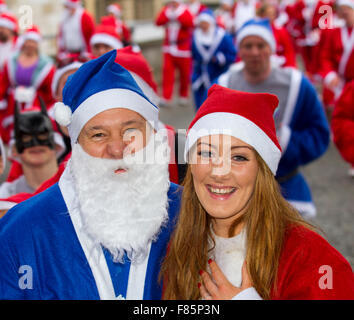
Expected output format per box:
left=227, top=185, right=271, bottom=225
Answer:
left=0, top=0, right=353, bottom=217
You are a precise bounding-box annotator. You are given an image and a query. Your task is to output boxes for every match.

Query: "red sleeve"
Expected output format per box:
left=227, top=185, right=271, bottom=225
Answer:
left=37, top=65, right=56, bottom=108
left=122, top=24, right=132, bottom=44
left=331, top=81, right=354, bottom=165
left=178, top=9, right=194, bottom=29
left=155, top=8, right=169, bottom=26
left=274, top=27, right=297, bottom=68
left=0, top=62, right=10, bottom=100
left=318, top=28, right=337, bottom=79
left=272, top=225, right=354, bottom=300
left=81, top=11, right=96, bottom=53
left=6, top=161, right=23, bottom=183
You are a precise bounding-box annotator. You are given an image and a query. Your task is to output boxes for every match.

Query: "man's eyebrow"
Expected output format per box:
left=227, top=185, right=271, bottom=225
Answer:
left=86, top=120, right=144, bottom=131
left=231, top=146, right=253, bottom=150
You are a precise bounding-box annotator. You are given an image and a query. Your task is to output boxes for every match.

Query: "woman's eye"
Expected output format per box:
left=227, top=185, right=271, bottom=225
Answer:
left=232, top=155, right=248, bottom=162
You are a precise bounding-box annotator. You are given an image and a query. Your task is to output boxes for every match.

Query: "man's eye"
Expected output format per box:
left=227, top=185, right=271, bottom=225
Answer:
left=91, top=133, right=105, bottom=138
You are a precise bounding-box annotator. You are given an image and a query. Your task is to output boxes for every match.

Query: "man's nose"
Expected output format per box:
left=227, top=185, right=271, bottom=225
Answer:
left=106, top=138, right=126, bottom=159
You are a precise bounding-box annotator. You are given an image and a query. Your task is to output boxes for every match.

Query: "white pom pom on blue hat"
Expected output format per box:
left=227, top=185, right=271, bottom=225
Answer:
left=55, top=50, right=159, bottom=145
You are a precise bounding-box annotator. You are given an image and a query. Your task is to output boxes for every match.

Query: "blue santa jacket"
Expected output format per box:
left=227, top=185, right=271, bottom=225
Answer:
left=276, top=74, right=330, bottom=213
left=0, top=182, right=181, bottom=300
left=191, top=27, right=236, bottom=108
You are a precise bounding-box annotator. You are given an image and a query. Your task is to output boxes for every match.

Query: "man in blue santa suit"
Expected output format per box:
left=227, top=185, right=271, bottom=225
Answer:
left=191, top=9, right=236, bottom=109
left=218, top=18, right=330, bottom=219
left=0, top=50, right=181, bottom=299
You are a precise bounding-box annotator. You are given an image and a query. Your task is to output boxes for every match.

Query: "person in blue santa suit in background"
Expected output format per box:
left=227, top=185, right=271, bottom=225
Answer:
left=0, top=50, right=181, bottom=300
left=191, top=9, right=236, bottom=110
left=218, top=18, right=330, bottom=219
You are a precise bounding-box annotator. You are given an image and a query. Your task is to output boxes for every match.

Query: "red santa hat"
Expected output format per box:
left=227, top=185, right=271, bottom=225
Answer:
left=115, top=46, right=159, bottom=105
left=337, top=0, right=354, bottom=9
left=185, top=84, right=282, bottom=175
left=0, top=0, right=7, bottom=12
left=16, top=25, right=41, bottom=50
left=0, top=12, right=18, bottom=33
left=63, top=0, right=82, bottom=9
left=90, top=24, right=123, bottom=51
left=107, top=3, right=122, bottom=18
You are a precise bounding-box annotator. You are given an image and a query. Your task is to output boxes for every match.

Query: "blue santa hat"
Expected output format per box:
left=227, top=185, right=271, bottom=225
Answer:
left=236, top=18, right=276, bottom=52
left=54, top=50, right=159, bottom=144
left=195, top=8, right=216, bottom=26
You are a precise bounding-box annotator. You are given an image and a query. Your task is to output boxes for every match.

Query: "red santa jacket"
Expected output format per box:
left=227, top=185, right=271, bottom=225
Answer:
left=331, top=80, right=354, bottom=166
left=57, top=7, right=95, bottom=55
left=319, top=26, right=354, bottom=84
left=272, top=23, right=297, bottom=68
left=271, top=225, right=354, bottom=299
left=0, top=54, right=56, bottom=143
left=155, top=4, right=194, bottom=57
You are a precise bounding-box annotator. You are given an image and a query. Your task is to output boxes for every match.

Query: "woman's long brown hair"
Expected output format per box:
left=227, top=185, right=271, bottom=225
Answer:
left=161, top=153, right=317, bottom=300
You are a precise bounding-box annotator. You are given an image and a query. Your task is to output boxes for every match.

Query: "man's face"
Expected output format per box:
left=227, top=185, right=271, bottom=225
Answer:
left=239, top=35, right=272, bottom=77
left=199, top=20, right=211, bottom=33
left=92, top=43, right=114, bottom=58
left=0, top=26, right=13, bottom=43
left=17, top=145, right=56, bottom=167
left=78, top=108, right=151, bottom=160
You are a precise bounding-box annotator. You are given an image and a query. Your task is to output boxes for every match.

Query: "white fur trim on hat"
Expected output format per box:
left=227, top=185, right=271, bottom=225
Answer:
left=0, top=17, right=16, bottom=30
left=68, top=88, right=159, bottom=144
left=90, top=33, right=123, bottom=50
left=185, top=112, right=281, bottom=175
left=237, top=25, right=276, bottom=52
left=51, top=62, right=83, bottom=97
left=54, top=102, right=73, bottom=127
left=337, top=0, right=354, bottom=9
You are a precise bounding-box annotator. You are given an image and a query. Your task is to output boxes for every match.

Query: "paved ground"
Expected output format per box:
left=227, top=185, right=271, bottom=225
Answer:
left=159, top=97, right=354, bottom=270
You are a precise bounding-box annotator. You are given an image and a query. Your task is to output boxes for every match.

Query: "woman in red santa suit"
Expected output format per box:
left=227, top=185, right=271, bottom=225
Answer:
left=0, top=25, right=56, bottom=144
left=155, top=0, right=194, bottom=106
left=57, top=0, right=95, bottom=58
left=331, top=80, right=354, bottom=177
left=161, top=85, right=354, bottom=300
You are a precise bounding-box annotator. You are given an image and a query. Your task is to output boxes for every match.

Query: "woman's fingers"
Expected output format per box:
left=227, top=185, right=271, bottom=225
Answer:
left=198, top=281, right=212, bottom=300
left=208, top=259, right=229, bottom=287
left=200, top=269, right=218, bottom=297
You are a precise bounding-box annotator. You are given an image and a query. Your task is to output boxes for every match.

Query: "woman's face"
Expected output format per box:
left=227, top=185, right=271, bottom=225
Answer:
left=190, top=134, right=259, bottom=225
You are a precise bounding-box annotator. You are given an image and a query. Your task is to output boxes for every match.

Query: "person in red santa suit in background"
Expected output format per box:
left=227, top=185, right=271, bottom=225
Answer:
left=90, top=18, right=123, bottom=58
left=0, top=0, right=8, bottom=13
left=256, top=1, right=297, bottom=68
left=331, top=80, right=354, bottom=177
left=215, top=0, right=235, bottom=34
left=0, top=12, right=17, bottom=72
left=105, top=3, right=132, bottom=47
left=0, top=25, right=56, bottom=145
left=319, top=0, right=354, bottom=116
left=115, top=46, right=187, bottom=184
left=186, top=0, right=207, bottom=21
left=155, top=0, right=194, bottom=107
left=286, top=0, right=335, bottom=78
left=0, top=59, right=84, bottom=217
left=57, top=0, right=95, bottom=60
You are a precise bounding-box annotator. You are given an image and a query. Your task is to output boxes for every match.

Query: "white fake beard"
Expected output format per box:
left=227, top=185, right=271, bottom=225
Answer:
left=70, top=131, right=171, bottom=263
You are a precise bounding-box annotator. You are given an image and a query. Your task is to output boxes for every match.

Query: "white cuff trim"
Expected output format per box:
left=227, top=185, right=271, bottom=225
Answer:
left=278, top=124, right=291, bottom=154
